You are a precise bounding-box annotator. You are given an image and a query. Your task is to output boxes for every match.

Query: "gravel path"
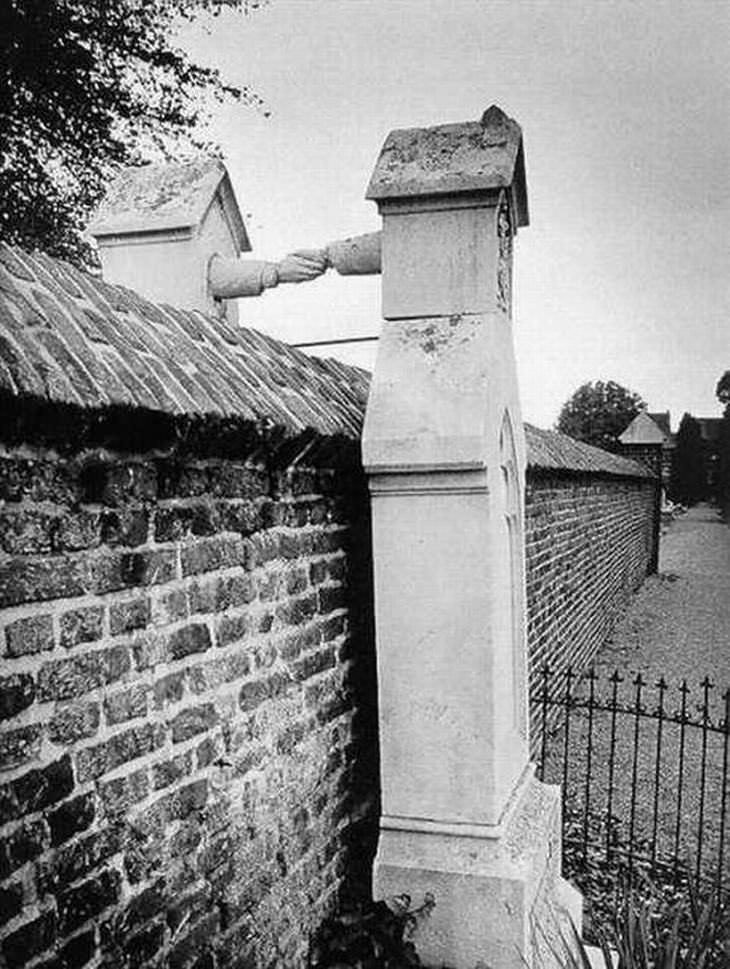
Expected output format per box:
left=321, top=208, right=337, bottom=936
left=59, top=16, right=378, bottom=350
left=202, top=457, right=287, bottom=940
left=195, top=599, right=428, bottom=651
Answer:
left=592, top=503, right=730, bottom=686
left=542, top=504, right=730, bottom=886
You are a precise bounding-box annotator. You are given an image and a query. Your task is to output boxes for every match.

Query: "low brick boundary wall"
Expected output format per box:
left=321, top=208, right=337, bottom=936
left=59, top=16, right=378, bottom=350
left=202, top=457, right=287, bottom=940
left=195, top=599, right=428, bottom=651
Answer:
left=523, top=426, right=658, bottom=748
left=0, top=415, right=377, bottom=969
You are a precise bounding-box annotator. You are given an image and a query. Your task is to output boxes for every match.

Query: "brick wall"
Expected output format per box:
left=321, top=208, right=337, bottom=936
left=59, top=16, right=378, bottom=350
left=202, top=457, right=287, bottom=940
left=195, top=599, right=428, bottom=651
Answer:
left=0, top=429, right=377, bottom=969
left=525, top=472, right=656, bottom=700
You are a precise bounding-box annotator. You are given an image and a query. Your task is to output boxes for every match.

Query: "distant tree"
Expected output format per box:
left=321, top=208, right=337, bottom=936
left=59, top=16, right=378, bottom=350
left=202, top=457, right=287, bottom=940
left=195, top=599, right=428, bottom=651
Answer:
left=716, top=371, right=730, bottom=510
left=0, top=0, right=267, bottom=266
left=669, top=413, right=705, bottom=505
left=556, top=380, right=645, bottom=451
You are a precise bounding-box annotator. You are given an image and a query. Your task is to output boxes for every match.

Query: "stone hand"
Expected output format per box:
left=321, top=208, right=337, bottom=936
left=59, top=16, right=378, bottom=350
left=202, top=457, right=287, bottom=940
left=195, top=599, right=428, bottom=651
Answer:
left=276, top=249, right=328, bottom=284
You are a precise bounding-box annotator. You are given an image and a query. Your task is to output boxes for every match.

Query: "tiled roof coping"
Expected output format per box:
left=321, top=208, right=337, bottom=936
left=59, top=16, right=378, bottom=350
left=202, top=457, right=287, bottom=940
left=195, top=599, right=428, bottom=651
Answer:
left=87, top=159, right=250, bottom=251
left=525, top=424, right=654, bottom=479
left=0, top=243, right=368, bottom=442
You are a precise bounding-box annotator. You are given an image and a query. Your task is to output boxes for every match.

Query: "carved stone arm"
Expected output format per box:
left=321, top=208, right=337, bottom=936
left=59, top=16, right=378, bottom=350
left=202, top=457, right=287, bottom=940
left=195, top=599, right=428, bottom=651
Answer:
left=208, top=231, right=382, bottom=299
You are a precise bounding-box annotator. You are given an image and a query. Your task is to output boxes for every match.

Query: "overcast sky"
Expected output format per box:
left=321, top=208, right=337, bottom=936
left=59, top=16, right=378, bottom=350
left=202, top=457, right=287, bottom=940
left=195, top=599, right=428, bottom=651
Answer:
left=181, top=0, right=729, bottom=430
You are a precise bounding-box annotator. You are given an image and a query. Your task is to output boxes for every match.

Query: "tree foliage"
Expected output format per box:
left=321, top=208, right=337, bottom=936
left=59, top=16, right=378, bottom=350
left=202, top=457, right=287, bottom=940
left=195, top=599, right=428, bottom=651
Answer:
left=556, top=380, right=645, bottom=452
left=716, top=371, right=730, bottom=510
left=0, top=0, right=266, bottom=265
left=669, top=413, right=706, bottom=505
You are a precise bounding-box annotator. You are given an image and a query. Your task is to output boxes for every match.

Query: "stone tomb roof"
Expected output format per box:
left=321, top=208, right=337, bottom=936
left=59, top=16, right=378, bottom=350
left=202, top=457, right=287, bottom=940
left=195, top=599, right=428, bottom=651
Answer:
left=87, top=158, right=250, bottom=252
left=366, top=105, right=529, bottom=228
left=0, top=243, right=368, bottom=440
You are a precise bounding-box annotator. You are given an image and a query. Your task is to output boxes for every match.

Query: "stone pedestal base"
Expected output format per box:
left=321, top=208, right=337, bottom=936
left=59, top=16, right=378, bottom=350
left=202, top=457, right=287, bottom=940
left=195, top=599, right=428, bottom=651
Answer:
left=373, top=770, right=582, bottom=969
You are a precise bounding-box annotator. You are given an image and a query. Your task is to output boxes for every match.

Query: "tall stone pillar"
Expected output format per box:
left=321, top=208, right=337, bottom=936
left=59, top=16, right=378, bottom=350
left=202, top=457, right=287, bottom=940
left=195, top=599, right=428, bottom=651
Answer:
left=362, top=107, right=581, bottom=968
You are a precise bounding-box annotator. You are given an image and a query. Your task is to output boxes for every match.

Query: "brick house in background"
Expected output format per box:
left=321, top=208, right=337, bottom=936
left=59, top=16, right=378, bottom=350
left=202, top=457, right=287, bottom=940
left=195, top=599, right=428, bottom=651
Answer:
left=619, top=409, right=724, bottom=499
left=618, top=410, right=672, bottom=485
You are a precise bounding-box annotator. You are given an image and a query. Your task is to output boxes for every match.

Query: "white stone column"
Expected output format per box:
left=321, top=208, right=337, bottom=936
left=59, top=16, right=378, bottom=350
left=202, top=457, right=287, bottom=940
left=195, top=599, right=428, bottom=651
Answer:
left=362, top=106, right=581, bottom=968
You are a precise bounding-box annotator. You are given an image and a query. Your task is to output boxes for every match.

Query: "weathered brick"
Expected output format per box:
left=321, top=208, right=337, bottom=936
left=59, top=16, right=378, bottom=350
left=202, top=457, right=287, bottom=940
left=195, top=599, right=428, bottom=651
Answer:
left=90, top=548, right=176, bottom=594
left=4, top=613, right=54, bottom=657
left=0, top=881, right=23, bottom=928
left=79, top=460, right=157, bottom=506
left=277, top=627, right=319, bottom=662
left=155, top=503, right=219, bottom=542
left=99, top=768, right=149, bottom=816
left=99, top=508, right=149, bottom=547
left=168, top=622, right=211, bottom=660
left=0, top=756, right=73, bottom=822
left=152, top=671, right=185, bottom=709
left=1, top=910, right=56, bottom=968
left=0, top=457, right=76, bottom=504
left=152, top=750, right=193, bottom=790
left=219, top=499, right=264, bottom=536
left=75, top=723, right=165, bottom=782
left=196, top=736, right=222, bottom=769
left=321, top=612, right=347, bottom=642
left=189, top=652, right=251, bottom=695
left=275, top=593, right=318, bottom=627
left=0, top=819, right=48, bottom=879
left=48, top=792, right=96, bottom=846
left=170, top=704, right=218, bottom=744
left=52, top=510, right=101, bottom=552
left=0, top=673, right=35, bottom=720
left=285, top=566, right=309, bottom=595
left=119, top=880, right=167, bottom=934
left=238, top=671, right=291, bottom=713
left=57, top=868, right=120, bottom=934
left=292, top=645, right=337, bottom=682
left=215, top=612, right=250, bottom=648
left=156, top=461, right=208, bottom=500
left=0, top=509, right=58, bottom=554
left=123, top=922, right=166, bottom=969
left=58, top=928, right=95, bottom=969
left=152, top=587, right=188, bottom=625
left=309, top=559, right=328, bottom=585
left=38, top=645, right=130, bottom=701
left=60, top=605, right=104, bottom=649
left=109, top=596, right=150, bottom=636
left=206, top=464, right=264, bottom=499
left=130, top=630, right=166, bottom=671
left=167, top=912, right=218, bottom=969
left=189, top=573, right=255, bottom=615
left=40, top=827, right=121, bottom=890
left=0, top=556, right=87, bottom=607
left=180, top=535, right=246, bottom=577
left=256, top=571, right=280, bottom=602
left=104, top=684, right=148, bottom=725
left=49, top=700, right=100, bottom=745
left=318, top=585, right=347, bottom=614
left=0, top=724, right=42, bottom=770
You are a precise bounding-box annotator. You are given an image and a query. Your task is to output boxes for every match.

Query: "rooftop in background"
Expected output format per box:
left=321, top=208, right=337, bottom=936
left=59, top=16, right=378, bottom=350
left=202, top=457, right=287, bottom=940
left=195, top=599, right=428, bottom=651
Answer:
left=87, top=158, right=250, bottom=251
left=618, top=410, right=668, bottom=447
left=648, top=411, right=672, bottom=439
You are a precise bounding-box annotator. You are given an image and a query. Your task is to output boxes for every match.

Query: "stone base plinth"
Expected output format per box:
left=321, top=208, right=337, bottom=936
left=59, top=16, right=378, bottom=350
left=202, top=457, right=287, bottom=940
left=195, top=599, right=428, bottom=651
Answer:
left=373, top=771, right=582, bottom=969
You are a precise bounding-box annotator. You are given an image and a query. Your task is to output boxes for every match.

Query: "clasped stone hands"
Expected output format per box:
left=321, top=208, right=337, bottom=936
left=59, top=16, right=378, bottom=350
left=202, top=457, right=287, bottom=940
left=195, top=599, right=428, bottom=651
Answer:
left=275, top=248, right=328, bottom=284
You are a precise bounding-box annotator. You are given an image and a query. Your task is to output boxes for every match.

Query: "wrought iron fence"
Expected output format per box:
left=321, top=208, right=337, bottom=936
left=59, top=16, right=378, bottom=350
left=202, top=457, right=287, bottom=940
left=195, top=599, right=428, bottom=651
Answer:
left=532, top=664, right=730, bottom=897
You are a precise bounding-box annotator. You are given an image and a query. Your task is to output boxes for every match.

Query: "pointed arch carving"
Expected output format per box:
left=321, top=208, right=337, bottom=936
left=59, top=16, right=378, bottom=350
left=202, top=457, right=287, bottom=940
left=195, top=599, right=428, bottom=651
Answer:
left=499, top=410, right=527, bottom=738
